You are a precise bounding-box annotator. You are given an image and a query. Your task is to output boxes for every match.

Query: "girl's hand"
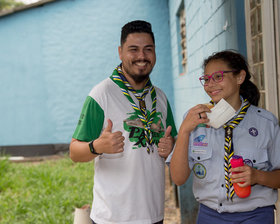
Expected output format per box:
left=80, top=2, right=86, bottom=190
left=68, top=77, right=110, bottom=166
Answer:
left=230, top=165, right=257, bottom=187
left=180, top=104, right=211, bottom=134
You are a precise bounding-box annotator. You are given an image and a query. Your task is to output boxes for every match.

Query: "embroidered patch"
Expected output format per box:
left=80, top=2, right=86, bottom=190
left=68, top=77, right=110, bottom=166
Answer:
left=249, top=127, right=258, bottom=137
left=193, top=163, right=206, bottom=179
left=193, top=135, right=208, bottom=147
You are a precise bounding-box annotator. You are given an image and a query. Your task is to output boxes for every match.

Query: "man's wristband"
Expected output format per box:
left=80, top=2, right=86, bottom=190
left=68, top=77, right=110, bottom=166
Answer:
left=89, top=140, right=102, bottom=155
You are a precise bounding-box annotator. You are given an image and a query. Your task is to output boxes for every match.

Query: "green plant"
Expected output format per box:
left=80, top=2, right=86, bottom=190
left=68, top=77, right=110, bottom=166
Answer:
left=0, top=0, right=24, bottom=11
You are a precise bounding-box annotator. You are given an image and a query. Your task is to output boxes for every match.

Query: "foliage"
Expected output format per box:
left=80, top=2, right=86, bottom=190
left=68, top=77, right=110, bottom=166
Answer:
left=0, top=156, right=94, bottom=224
left=0, top=0, right=24, bottom=11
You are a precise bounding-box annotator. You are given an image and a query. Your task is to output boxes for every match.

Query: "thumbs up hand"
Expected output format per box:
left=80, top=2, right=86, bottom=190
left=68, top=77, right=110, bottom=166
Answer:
left=158, top=126, right=174, bottom=158
left=104, top=118, right=113, bottom=132
left=93, top=119, right=125, bottom=154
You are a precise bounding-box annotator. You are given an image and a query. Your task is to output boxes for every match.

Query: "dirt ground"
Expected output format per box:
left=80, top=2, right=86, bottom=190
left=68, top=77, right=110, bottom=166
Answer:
left=164, top=166, right=181, bottom=224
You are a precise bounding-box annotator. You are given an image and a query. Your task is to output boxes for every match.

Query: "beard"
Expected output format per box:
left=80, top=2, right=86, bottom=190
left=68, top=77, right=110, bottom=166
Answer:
left=122, top=60, right=153, bottom=84
left=128, top=72, right=150, bottom=83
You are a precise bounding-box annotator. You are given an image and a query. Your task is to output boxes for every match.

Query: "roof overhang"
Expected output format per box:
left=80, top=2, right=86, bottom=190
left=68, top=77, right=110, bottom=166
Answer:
left=0, top=0, right=58, bottom=17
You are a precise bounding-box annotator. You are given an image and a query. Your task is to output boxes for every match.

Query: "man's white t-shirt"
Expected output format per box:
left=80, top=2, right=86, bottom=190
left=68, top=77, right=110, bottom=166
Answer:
left=73, top=77, right=177, bottom=224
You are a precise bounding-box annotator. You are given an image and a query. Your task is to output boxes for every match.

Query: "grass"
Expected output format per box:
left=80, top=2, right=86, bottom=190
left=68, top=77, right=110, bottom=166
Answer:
left=0, top=155, right=94, bottom=224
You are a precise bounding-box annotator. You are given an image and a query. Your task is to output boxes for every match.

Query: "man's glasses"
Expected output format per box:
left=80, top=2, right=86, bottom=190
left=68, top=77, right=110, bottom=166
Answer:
left=199, top=70, right=236, bottom=86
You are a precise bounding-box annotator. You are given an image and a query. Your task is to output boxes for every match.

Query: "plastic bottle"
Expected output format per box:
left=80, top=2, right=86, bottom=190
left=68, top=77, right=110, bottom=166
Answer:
left=230, top=155, right=251, bottom=198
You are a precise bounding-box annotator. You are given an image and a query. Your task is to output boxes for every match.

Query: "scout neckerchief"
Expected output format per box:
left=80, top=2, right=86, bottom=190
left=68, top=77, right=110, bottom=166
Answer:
left=223, top=99, right=250, bottom=200
left=110, top=64, right=157, bottom=154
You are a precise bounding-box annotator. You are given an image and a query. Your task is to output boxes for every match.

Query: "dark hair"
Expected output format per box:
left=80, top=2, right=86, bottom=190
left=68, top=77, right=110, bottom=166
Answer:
left=120, top=20, right=155, bottom=45
left=203, top=50, right=260, bottom=106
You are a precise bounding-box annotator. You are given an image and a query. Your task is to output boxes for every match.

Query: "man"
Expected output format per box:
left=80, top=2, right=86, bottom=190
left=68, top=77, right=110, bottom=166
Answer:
left=70, top=20, right=177, bottom=224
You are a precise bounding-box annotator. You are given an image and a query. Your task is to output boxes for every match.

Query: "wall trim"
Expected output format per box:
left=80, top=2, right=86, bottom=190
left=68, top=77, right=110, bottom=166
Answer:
left=0, top=143, right=69, bottom=157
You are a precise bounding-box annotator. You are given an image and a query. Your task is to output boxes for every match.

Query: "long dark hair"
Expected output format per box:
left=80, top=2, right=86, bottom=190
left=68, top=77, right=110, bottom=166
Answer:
left=203, top=50, right=260, bottom=106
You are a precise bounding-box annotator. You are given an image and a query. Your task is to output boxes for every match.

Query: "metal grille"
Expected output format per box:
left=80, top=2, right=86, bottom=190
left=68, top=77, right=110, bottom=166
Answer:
left=249, top=0, right=266, bottom=108
left=179, top=8, right=187, bottom=73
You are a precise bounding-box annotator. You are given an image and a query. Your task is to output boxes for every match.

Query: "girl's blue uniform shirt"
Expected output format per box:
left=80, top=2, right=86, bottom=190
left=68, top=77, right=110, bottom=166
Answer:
left=188, top=99, right=280, bottom=213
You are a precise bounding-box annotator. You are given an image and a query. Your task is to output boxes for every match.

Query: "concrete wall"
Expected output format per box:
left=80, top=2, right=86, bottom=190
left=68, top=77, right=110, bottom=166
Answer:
left=167, top=0, right=247, bottom=222
left=0, top=0, right=173, bottom=146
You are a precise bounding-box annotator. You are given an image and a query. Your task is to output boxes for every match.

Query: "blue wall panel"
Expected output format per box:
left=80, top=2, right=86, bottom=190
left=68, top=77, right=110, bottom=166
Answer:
left=0, top=0, right=173, bottom=146
left=169, top=0, right=242, bottom=130
left=167, top=0, right=246, bottom=222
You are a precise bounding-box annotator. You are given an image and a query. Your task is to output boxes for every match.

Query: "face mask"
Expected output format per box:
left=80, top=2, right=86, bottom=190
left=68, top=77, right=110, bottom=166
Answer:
left=206, top=98, right=236, bottom=129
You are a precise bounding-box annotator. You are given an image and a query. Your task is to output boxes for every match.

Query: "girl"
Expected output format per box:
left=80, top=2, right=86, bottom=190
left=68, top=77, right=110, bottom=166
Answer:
left=170, top=50, right=280, bottom=223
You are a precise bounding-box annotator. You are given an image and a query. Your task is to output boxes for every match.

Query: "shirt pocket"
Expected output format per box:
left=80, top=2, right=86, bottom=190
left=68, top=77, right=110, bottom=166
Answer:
left=189, top=144, right=212, bottom=181
left=241, top=148, right=269, bottom=171
left=189, top=146, right=212, bottom=162
left=189, top=132, right=213, bottom=163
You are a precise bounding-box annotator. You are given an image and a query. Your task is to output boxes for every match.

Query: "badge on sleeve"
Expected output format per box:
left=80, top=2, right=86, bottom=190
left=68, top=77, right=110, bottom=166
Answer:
left=193, top=163, right=206, bottom=179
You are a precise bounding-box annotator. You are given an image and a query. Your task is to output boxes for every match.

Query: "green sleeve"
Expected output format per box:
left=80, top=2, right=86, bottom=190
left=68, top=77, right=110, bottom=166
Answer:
left=72, top=96, right=104, bottom=142
left=166, top=100, right=177, bottom=137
